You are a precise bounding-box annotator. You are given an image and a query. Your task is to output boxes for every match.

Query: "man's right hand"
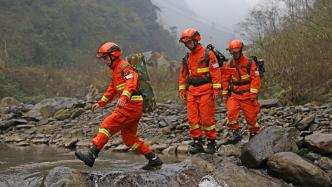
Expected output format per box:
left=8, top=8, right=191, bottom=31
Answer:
left=180, top=94, right=186, bottom=101
left=223, top=95, right=228, bottom=103
left=92, top=103, right=100, bottom=112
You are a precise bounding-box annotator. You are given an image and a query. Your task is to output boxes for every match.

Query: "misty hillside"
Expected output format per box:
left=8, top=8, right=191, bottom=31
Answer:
left=0, top=0, right=180, bottom=66
left=152, top=0, right=251, bottom=50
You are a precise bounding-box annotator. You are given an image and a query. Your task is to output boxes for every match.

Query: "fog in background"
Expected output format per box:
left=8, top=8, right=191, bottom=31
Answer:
left=152, top=0, right=261, bottom=51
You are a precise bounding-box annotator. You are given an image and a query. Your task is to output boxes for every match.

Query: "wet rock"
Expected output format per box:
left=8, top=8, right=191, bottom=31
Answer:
left=215, top=159, right=290, bottom=187
left=296, top=114, right=316, bottom=130
left=0, top=118, right=28, bottom=130
left=44, top=166, right=90, bottom=187
left=113, top=144, right=129, bottom=152
left=31, top=138, right=49, bottom=144
left=176, top=144, right=189, bottom=155
left=316, top=157, right=332, bottom=171
left=151, top=144, right=168, bottom=152
left=0, top=97, right=20, bottom=117
left=70, top=108, right=85, bottom=119
left=39, top=105, right=57, bottom=119
left=241, top=126, right=299, bottom=168
left=53, top=109, right=72, bottom=121
left=16, top=141, right=30, bottom=146
left=259, top=99, right=280, bottom=108
left=76, top=140, right=91, bottom=147
left=309, top=123, right=320, bottom=131
left=0, top=120, right=16, bottom=130
left=162, top=145, right=177, bottom=155
left=217, top=144, right=241, bottom=157
left=24, top=97, right=80, bottom=120
left=267, top=152, right=332, bottom=187
left=304, top=132, right=332, bottom=154
left=304, top=151, right=322, bottom=161
left=5, top=134, right=25, bottom=142
left=64, top=138, right=79, bottom=148
left=300, top=130, right=313, bottom=137
left=16, top=124, right=35, bottom=129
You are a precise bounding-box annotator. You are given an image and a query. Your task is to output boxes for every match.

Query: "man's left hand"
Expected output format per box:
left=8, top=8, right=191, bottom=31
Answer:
left=116, top=98, right=126, bottom=108
left=213, top=94, right=221, bottom=104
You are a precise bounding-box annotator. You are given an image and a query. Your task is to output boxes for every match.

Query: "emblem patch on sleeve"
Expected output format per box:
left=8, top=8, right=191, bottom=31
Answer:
left=125, top=73, right=133, bottom=80
left=254, top=71, right=260, bottom=77
left=212, top=63, right=219, bottom=68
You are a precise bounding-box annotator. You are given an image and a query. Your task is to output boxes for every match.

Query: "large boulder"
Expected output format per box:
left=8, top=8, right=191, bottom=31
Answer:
left=44, top=166, right=91, bottom=187
left=24, top=97, right=80, bottom=120
left=0, top=97, right=20, bottom=112
left=241, top=126, right=299, bottom=168
left=296, top=114, right=316, bottom=131
left=258, top=99, right=280, bottom=108
left=304, top=132, right=332, bottom=155
left=267, top=152, right=332, bottom=187
left=44, top=155, right=289, bottom=187
left=0, top=119, right=27, bottom=130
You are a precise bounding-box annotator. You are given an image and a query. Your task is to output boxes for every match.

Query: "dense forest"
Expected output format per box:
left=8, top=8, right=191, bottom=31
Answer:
left=0, top=0, right=180, bottom=101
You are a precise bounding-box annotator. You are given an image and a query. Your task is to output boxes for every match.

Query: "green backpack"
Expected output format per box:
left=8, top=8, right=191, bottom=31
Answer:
left=122, top=53, right=157, bottom=113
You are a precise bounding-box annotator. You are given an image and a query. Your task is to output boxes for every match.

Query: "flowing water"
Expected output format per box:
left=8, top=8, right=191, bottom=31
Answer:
left=0, top=144, right=182, bottom=187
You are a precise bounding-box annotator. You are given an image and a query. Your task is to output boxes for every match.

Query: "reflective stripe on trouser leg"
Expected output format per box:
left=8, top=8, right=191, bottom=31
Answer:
left=204, top=124, right=216, bottom=139
left=226, top=96, right=241, bottom=131
left=92, top=128, right=112, bottom=150
left=189, top=123, right=202, bottom=138
left=199, top=93, right=216, bottom=139
left=187, top=94, right=202, bottom=138
left=248, top=122, right=260, bottom=134
left=240, top=99, right=260, bottom=134
left=121, top=118, right=152, bottom=155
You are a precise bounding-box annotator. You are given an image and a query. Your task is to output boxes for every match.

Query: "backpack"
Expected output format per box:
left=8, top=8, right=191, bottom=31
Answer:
left=181, top=44, right=228, bottom=88
left=227, top=56, right=265, bottom=96
left=205, top=44, right=228, bottom=68
left=182, top=44, right=228, bottom=73
left=122, top=53, right=157, bottom=113
left=230, top=55, right=265, bottom=78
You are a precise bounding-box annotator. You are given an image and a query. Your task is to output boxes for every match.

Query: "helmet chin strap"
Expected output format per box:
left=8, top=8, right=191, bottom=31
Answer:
left=187, top=40, right=199, bottom=51
left=232, top=50, right=243, bottom=60
left=108, top=55, right=119, bottom=67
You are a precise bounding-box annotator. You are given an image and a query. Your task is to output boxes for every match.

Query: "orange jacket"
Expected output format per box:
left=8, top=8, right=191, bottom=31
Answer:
left=222, top=55, right=261, bottom=100
left=179, top=44, right=222, bottom=96
left=98, top=58, right=142, bottom=107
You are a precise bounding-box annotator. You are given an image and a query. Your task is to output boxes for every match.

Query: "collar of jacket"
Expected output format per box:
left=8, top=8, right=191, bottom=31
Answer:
left=111, top=57, right=123, bottom=70
left=233, top=55, right=246, bottom=65
left=191, top=43, right=203, bottom=54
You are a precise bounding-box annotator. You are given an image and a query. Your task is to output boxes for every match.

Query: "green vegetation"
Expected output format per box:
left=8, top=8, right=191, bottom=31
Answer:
left=240, top=0, right=332, bottom=104
left=0, top=0, right=180, bottom=101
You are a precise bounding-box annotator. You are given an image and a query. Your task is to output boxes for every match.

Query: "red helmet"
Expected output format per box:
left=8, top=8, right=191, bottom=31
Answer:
left=227, top=39, right=244, bottom=53
left=179, top=28, right=201, bottom=43
left=96, top=42, right=121, bottom=58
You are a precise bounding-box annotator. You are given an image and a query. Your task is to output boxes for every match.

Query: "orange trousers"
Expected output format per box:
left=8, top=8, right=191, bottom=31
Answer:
left=226, top=96, right=260, bottom=134
left=187, top=93, right=216, bottom=139
left=92, top=101, right=151, bottom=155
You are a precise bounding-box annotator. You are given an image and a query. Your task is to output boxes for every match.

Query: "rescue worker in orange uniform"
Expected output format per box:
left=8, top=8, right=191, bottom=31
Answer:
left=75, top=42, right=162, bottom=170
left=178, top=28, right=222, bottom=154
left=222, top=39, right=261, bottom=144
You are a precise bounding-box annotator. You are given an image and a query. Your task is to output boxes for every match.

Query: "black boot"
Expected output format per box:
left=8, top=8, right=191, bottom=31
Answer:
left=189, top=138, right=205, bottom=154
left=142, top=152, right=163, bottom=170
left=75, top=145, right=99, bottom=167
left=205, top=139, right=216, bottom=154
left=226, top=130, right=242, bottom=144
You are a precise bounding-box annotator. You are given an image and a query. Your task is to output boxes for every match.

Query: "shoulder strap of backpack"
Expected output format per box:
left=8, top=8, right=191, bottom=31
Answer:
left=230, top=58, right=235, bottom=68
left=247, top=57, right=252, bottom=75
left=182, top=53, right=190, bottom=75
left=120, top=62, right=131, bottom=77
left=204, top=48, right=210, bottom=68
